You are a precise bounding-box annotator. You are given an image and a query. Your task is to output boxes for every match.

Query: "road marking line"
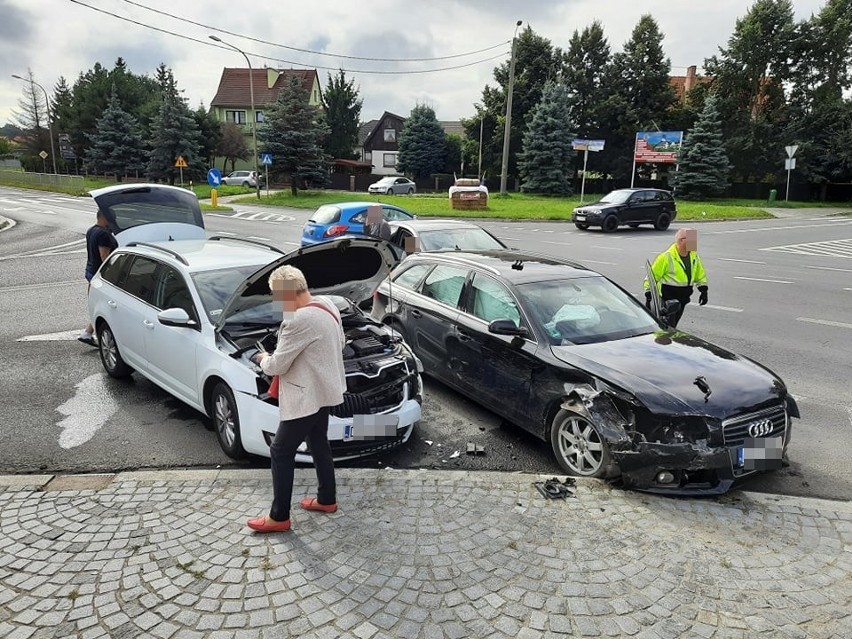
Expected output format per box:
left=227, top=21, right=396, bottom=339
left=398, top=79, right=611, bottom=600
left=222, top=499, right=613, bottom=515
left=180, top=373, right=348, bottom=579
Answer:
left=806, top=265, right=852, bottom=273
left=212, top=231, right=236, bottom=235
left=206, top=213, right=231, bottom=218
left=844, top=288, right=852, bottom=291
left=247, top=236, right=272, bottom=241
left=733, top=276, right=793, bottom=284
left=704, top=304, right=743, bottom=312
left=0, top=249, right=85, bottom=261
left=17, top=329, right=82, bottom=341
left=714, top=221, right=852, bottom=234
left=797, top=317, right=852, bottom=331
left=591, top=245, right=623, bottom=251
left=3, top=280, right=84, bottom=294
left=282, top=241, right=300, bottom=246
left=718, top=258, right=766, bottom=264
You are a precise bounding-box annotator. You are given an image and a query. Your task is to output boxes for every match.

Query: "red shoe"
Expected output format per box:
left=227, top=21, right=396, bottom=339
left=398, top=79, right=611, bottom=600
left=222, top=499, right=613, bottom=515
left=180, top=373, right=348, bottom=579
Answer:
left=246, top=516, right=291, bottom=532
left=299, top=498, right=337, bottom=513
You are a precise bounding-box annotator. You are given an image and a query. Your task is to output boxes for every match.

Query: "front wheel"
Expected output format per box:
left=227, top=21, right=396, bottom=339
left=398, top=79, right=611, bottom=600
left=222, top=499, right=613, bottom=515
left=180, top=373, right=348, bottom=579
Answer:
left=387, top=188, right=394, bottom=195
left=407, top=188, right=414, bottom=195
left=97, top=322, right=133, bottom=378
left=242, top=181, right=250, bottom=188
left=211, top=382, right=248, bottom=459
left=574, top=222, right=590, bottom=230
left=654, top=213, right=672, bottom=231
left=602, top=215, right=619, bottom=233
left=550, top=408, right=612, bottom=478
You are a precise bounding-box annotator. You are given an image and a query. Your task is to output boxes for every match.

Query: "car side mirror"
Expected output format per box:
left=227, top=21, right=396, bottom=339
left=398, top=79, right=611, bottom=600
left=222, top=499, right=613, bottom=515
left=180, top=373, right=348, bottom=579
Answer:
left=158, top=307, right=196, bottom=328
left=488, top=319, right=528, bottom=339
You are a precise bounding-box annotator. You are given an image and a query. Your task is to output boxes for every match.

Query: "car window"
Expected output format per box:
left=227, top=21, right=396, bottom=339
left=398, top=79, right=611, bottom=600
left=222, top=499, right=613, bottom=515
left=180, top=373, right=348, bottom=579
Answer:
left=392, top=263, right=432, bottom=290
left=420, top=265, right=467, bottom=307
left=349, top=210, right=367, bottom=224
left=383, top=207, right=412, bottom=221
left=153, top=265, right=196, bottom=320
left=418, top=228, right=505, bottom=252
left=469, top=274, right=521, bottom=326
left=310, top=205, right=342, bottom=224
left=99, top=253, right=133, bottom=286
left=659, top=191, right=673, bottom=201
left=191, top=265, right=268, bottom=323
left=600, top=190, right=633, bottom=204
left=95, top=187, right=203, bottom=232
left=121, top=256, right=159, bottom=304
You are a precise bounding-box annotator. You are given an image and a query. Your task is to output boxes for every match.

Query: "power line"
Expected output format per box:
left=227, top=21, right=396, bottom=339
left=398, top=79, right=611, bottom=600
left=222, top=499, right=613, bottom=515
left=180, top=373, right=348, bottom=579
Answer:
left=68, top=0, right=509, bottom=75
left=118, top=0, right=510, bottom=63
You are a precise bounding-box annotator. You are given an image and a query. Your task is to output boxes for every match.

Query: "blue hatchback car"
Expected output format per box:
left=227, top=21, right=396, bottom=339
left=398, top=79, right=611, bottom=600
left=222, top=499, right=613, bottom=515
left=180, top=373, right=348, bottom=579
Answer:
left=301, top=201, right=415, bottom=246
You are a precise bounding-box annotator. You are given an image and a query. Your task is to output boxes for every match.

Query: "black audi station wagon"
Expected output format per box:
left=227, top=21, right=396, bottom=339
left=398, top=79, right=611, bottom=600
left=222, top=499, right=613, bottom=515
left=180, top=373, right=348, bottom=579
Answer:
left=371, top=249, right=798, bottom=495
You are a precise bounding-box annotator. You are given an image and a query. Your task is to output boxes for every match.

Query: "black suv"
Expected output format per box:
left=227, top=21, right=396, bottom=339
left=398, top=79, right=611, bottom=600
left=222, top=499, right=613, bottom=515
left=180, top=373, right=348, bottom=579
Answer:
left=572, top=188, right=677, bottom=232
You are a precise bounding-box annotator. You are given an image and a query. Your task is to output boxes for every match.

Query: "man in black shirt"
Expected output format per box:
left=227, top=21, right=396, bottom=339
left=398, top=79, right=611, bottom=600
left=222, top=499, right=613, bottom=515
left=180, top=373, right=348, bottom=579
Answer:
left=364, top=204, right=391, bottom=241
left=78, top=209, right=118, bottom=346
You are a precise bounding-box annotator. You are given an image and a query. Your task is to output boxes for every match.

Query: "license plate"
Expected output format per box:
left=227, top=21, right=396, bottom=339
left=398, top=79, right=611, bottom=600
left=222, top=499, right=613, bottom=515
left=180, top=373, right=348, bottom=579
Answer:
left=344, top=415, right=399, bottom=441
left=736, top=436, right=783, bottom=471
left=575, top=214, right=586, bottom=220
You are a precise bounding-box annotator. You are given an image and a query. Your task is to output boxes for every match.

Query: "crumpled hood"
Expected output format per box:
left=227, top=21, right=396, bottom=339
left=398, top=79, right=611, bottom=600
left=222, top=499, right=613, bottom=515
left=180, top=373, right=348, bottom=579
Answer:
left=216, top=236, right=403, bottom=330
left=551, top=331, right=787, bottom=419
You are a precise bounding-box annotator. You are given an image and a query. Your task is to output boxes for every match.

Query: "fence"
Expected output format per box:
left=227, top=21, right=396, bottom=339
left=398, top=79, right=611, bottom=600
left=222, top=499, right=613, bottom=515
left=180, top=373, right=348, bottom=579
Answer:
left=0, top=170, right=85, bottom=190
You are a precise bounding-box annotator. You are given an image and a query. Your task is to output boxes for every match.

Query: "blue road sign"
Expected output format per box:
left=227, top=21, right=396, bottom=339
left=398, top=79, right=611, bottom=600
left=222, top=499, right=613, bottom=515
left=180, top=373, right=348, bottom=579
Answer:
left=207, top=168, right=222, bottom=187
left=260, top=153, right=273, bottom=166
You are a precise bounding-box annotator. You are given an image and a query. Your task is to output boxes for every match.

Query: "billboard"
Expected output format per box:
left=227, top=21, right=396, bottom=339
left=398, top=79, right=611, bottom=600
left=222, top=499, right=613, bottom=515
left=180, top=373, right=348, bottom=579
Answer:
left=633, top=131, right=682, bottom=164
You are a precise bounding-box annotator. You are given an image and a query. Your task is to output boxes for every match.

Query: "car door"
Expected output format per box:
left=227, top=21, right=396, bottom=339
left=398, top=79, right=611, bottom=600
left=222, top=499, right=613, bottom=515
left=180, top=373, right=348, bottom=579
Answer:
left=406, top=264, right=468, bottom=379
left=141, top=263, right=203, bottom=406
left=453, top=273, right=538, bottom=422
left=103, top=255, right=160, bottom=372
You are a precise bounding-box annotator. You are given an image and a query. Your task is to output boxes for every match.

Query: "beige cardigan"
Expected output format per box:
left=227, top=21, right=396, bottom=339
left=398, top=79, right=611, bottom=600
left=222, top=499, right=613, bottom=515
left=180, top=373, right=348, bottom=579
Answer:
left=260, top=297, right=346, bottom=421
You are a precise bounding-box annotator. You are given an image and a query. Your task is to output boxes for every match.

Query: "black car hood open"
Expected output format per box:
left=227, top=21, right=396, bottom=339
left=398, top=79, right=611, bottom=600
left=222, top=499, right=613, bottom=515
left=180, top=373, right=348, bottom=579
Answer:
left=551, top=331, right=786, bottom=419
left=216, top=236, right=403, bottom=331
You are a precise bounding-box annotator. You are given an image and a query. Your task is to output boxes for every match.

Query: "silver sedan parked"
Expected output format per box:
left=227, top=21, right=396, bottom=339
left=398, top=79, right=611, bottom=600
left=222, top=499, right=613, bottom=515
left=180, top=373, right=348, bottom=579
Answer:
left=221, top=170, right=258, bottom=188
left=368, top=176, right=416, bottom=195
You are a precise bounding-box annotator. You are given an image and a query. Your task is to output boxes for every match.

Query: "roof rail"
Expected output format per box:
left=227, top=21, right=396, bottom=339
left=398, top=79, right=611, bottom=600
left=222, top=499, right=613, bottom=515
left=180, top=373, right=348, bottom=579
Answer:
left=125, top=242, right=189, bottom=265
left=208, top=236, right=286, bottom=254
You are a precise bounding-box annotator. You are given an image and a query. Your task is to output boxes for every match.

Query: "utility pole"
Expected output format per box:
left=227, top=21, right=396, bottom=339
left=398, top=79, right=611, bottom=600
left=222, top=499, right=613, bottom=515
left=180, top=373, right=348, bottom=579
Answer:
left=499, top=21, right=523, bottom=196
left=477, top=114, right=483, bottom=179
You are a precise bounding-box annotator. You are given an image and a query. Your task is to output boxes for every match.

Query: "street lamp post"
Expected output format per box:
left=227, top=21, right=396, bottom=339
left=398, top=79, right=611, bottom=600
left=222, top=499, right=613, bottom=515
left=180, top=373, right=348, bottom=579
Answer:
left=499, top=21, right=523, bottom=196
left=209, top=35, right=260, bottom=199
left=12, top=74, right=57, bottom=174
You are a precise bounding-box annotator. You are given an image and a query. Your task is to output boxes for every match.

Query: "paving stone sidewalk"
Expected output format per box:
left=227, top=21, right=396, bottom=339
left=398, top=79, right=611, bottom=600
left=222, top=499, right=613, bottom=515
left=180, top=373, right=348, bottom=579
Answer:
left=0, top=468, right=850, bottom=639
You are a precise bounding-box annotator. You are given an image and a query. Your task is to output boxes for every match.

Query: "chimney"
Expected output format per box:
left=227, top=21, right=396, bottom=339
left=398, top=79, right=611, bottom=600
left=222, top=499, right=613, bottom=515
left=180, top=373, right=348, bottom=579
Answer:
left=685, top=65, right=697, bottom=93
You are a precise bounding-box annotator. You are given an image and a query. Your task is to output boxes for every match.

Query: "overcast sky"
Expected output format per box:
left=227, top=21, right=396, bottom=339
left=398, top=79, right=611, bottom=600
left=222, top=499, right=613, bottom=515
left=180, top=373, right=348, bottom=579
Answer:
left=0, top=0, right=827, bottom=129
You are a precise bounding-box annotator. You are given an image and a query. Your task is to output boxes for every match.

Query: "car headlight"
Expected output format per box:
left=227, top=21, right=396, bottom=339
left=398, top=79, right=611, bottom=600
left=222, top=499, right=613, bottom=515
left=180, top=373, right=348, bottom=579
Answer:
left=594, top=378, right=639, bottom=405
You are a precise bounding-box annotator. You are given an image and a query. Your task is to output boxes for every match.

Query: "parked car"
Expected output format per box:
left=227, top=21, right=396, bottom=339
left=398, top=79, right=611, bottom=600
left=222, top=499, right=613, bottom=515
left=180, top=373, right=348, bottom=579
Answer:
left=221, top=170, right=259, bottom=187
left=573, top=188, right=677, bottom=232
left=301, top=202, right=415, bottom=246
left=87, top=186, right=421, bottom=462
left=371, top=249, right=798, bottom=495
left=388, top=219, right=507, bottom=253
left=368, top=176, right=416, bottom=195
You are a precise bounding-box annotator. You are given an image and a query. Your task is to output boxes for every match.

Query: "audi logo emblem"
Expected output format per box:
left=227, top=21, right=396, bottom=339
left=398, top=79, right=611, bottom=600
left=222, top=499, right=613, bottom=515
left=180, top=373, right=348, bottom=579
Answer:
left=747, top=419, right=774, bottom=437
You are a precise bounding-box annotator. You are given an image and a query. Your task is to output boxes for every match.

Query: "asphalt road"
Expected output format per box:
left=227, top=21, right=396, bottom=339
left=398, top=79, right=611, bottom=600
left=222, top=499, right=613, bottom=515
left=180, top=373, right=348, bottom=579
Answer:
left=1, top=186, right=850, bottom=501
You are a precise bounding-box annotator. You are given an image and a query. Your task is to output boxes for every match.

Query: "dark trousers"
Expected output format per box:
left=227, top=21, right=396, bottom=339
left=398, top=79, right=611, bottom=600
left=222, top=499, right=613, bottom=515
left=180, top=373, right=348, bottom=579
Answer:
left=269, top=406, right=336, bottom=521
left=661, top=284, right=693, bottom=328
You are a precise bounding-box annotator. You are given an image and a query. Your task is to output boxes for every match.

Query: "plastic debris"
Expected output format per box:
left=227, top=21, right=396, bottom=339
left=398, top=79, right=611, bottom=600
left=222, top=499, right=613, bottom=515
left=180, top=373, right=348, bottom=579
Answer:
left=449, top=450, right=460, bottom=459
left=466, top=442, right=485, bottom=456
left=424, top=440, right=433, bottom=446
left=532, top=477, right=577, bottom=500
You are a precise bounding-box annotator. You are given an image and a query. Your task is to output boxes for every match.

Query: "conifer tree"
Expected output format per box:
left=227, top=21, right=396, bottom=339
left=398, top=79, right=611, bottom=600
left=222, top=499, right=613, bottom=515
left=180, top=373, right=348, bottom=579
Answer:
left=673, top=95, right=731, bottom=199
left=396, top=104, right=446, bottom=178
left=517, top=82, right=575, bottom=194
left=85, top=86, right=147, bottom=180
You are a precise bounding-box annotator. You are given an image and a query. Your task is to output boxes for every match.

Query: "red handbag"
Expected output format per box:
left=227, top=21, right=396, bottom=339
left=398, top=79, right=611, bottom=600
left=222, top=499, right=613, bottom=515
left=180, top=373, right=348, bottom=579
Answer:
left=265, top=302, right=340, bottom=400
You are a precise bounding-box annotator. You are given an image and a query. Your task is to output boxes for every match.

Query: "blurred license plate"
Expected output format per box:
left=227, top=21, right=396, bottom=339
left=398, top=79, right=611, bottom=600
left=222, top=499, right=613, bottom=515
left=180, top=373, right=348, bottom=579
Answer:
left=575, top=214, right=586, bottom=220
left=736, top=436, right=783, bottom=471
left=344, top=415, right=399, bottom=441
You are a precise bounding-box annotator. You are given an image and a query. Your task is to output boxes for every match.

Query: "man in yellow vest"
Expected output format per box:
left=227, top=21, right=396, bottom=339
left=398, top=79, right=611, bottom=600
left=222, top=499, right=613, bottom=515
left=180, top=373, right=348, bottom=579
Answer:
left=644, top=228, right=708, bottom=327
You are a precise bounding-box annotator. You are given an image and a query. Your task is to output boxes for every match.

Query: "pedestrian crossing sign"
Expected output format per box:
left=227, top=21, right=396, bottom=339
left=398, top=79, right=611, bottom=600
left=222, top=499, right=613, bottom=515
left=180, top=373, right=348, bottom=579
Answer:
left=261, top=153, right=273, bottom=166
left=174, top=155, right=188, bottom=168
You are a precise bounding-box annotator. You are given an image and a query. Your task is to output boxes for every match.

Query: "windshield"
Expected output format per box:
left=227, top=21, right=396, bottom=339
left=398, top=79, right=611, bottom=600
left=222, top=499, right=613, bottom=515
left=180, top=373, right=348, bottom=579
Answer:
left=374, top=178, right=394, bottom=185
left=516, top=276, right=658, bottom=345
left=191, top=265, right=279, bottom=325
left=599, top=190, right=633, bottom=204
left=419, top=228, right=505, bottom=252
left=310, top=205, right=341, bottom=224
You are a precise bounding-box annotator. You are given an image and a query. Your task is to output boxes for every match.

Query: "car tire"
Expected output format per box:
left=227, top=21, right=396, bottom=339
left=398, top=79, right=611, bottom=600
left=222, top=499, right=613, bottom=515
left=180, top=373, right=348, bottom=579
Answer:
left=602, top=215, right=619, bottom=233
left=387, top=188, right=394, bottom=195
left=550, top=408, right=613, bottom=478
left=211, top=382, right=248, bottom=460
left=574, top=222, right=590, bottom=230
left=96, top=322, right=133, bottom=379
left=407, top=188, right=414, bottom=195
left=242, top=181, right=250, bottom=188
left=654, top=213, right=672, bottom=231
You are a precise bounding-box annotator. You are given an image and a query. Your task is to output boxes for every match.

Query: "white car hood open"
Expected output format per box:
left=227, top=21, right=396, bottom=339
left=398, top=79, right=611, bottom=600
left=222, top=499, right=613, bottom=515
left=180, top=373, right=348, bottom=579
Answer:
left=215, top=236, right=404, bottom=331
left=90, top=183, right=206, bottom=246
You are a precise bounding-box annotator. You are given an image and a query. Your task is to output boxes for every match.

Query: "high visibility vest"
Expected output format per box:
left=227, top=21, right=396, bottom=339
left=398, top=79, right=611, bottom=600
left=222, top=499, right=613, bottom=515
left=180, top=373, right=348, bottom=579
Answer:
left=644, top=243, right=707, bottom=292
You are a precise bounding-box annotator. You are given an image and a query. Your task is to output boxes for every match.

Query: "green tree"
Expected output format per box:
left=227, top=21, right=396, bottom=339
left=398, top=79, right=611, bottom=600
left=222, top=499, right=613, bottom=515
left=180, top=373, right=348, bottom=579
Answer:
left=84, top=86, right=147, bottom=180
left=672, top=95, right=731, bottom=199
left=322, top=70, right=362, bottom=160
left=396, top=104, right=446, bottom=178
left=0, top=137, right=13, bottom=158
left=562, top=21, right=611, bottom=137
left=10, top=68, right=51, bottom=162
left=193, top=103, right=222, bottom=168
left=258, top=75, right=329, bottom=195
left=443, top=133, right=463, bottom=175
left=517, top=82, right=575, bottom=195
left=704, top=0, right=796, bottom=180
left=216, top=122, right=250, bottom=173
left=146, top=67, right=203, bottom=184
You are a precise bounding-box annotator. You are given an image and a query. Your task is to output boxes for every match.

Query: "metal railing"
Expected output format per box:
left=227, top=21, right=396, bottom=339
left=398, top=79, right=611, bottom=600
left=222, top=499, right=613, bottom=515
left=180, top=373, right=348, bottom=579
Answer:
left=0, top=170, right=85, bottom=190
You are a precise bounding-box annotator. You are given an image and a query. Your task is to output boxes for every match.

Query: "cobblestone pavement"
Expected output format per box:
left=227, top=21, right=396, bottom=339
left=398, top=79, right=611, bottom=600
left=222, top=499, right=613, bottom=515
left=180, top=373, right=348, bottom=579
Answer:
left=0, top=469, right=850, bottom=639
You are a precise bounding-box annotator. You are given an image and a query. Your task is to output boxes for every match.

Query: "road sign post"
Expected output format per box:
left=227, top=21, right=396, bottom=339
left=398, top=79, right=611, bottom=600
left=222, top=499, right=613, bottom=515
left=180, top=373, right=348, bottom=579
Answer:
left=175, top=155, right=188, bottom=188
left=572, top=140, right=605, bottom=203
left=261, top=153, right=273, bottom=197
left=207, top=168, right=222, bottom=207
left=784, top=145, right=798, bottom=202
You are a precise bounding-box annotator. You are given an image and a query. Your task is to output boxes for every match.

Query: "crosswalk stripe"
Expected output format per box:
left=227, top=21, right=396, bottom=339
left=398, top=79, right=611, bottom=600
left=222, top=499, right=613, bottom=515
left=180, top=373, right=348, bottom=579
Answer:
left=761, top=238, right=852, bottom=259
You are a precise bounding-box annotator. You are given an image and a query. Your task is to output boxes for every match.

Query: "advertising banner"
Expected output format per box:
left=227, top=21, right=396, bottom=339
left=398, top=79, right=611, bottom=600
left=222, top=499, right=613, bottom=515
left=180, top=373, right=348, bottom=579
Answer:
left=633, top=131, right=682, bottom=164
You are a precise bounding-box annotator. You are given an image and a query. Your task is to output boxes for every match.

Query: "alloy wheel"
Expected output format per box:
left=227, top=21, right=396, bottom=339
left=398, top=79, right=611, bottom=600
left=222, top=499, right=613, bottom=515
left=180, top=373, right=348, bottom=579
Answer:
left=215, top=393, right=236, bottom=448
left=553, top=413, right=606, bottom=476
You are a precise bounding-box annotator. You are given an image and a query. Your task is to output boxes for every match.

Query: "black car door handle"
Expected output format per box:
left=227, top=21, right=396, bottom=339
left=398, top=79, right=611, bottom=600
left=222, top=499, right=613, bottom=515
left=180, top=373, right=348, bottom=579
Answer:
left=411, top=309, right=422, bottom=319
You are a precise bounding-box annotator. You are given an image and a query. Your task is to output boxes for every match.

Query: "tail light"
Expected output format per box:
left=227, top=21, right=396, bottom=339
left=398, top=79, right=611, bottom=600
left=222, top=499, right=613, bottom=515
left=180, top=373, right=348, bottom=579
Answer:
left=324, top=224, right=349, bottom=238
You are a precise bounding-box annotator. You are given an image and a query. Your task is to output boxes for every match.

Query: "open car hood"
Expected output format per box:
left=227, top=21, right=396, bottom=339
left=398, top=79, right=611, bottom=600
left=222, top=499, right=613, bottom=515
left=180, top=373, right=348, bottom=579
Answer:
left=215, top=236, right=403, bottom=331
left=89, top=184, right=206, bottom=247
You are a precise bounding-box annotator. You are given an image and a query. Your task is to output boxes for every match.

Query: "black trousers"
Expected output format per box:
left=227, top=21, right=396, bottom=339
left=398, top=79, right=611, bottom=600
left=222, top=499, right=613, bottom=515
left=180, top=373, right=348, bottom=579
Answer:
left=269, top=406, right=336, bottom=521
left=661, top=284, right=693, bottom=328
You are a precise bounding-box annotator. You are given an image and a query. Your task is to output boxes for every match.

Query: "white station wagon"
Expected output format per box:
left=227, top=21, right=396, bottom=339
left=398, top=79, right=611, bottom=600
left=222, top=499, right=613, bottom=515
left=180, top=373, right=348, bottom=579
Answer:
left=86, top=185, right=423, bottom=461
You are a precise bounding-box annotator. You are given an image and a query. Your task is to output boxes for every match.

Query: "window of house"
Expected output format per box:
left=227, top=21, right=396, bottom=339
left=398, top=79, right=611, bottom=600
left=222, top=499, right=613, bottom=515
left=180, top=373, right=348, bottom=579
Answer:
left=384, top=128, right=396, bottom=142
left=225, top=110, right=247, bottom=125
left=255, top=111, right=264, bottom=123
left=383, top=153, right=397, bottom=168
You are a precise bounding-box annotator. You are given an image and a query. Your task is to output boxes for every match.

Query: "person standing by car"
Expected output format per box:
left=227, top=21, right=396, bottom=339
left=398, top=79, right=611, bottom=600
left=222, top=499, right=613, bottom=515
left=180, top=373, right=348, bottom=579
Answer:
left=365, top=204, right=391, bottom=240
left=644, top=227, right=708, bottom=327
left=78, top=208, right=118, bottom=346
left=247, top=265, right=346, bottom=533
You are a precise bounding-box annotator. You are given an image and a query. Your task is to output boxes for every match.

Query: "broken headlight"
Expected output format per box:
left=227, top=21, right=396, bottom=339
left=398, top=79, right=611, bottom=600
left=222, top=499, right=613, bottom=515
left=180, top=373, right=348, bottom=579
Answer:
left=647, top=417, right=711, bottom=444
